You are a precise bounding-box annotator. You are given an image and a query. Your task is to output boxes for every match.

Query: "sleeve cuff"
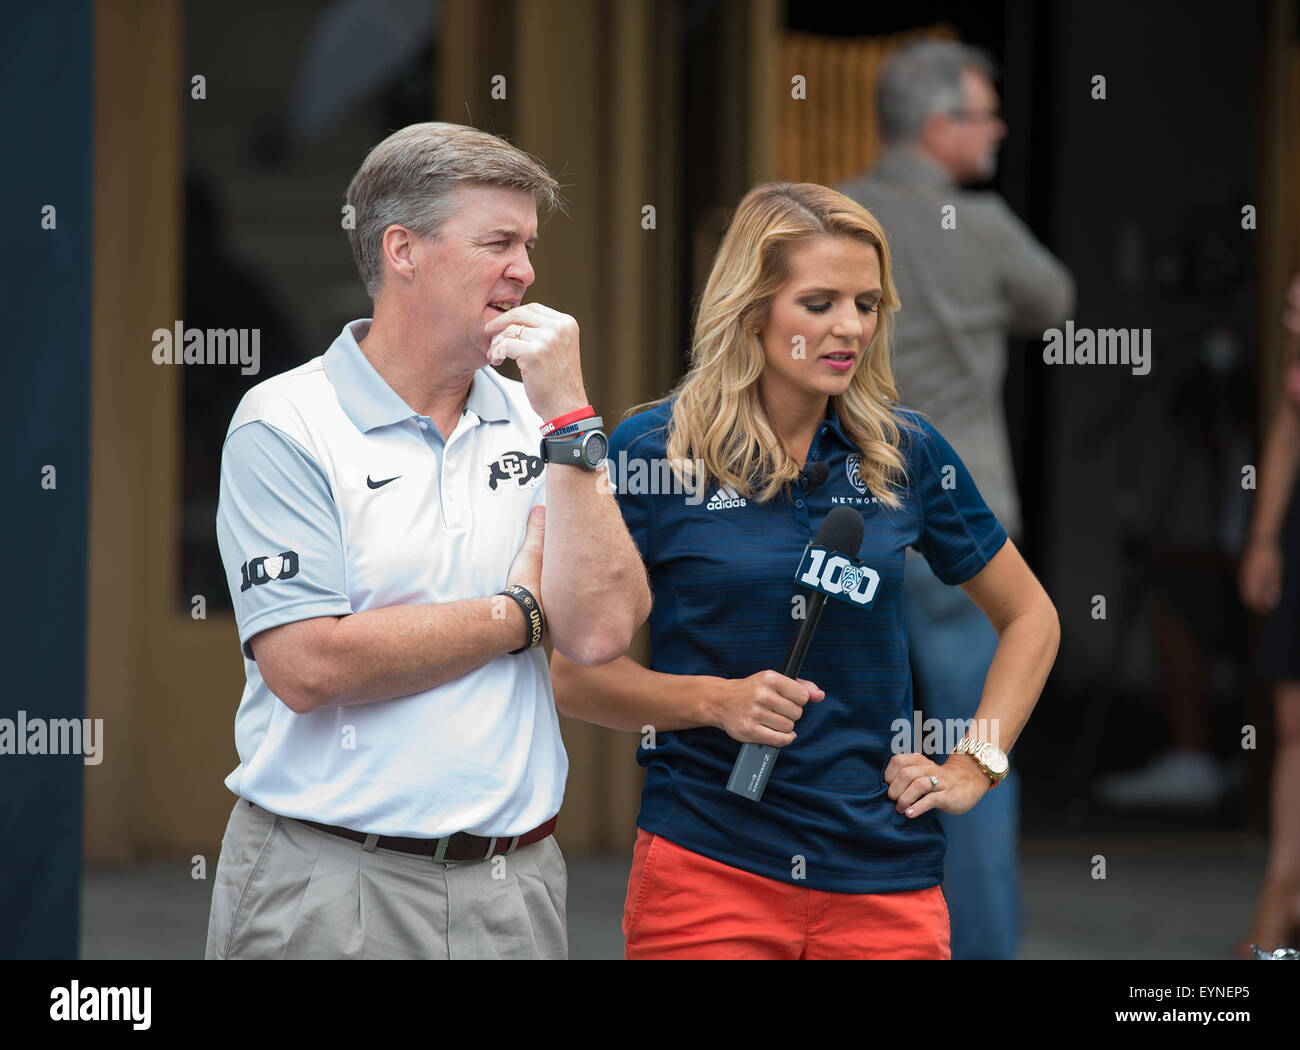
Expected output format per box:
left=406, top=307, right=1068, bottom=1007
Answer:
left=238, top=598, right=356, bottom=660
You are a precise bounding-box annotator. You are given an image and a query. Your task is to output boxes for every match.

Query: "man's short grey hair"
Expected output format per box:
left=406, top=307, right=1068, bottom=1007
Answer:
left=345, top=122, right=564, bottom=298
left=876, top=40, right=999, bottom=145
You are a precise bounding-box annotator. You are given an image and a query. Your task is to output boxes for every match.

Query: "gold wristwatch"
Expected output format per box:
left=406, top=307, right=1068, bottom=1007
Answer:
left=952, top=736, right=1010, bottom=789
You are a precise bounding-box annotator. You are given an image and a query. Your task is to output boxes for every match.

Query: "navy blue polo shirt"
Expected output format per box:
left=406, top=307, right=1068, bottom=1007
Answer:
left=606, top=399, right=1008, bottom=893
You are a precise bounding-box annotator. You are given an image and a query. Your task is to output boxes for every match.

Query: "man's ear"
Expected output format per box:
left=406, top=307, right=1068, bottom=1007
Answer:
left=380, top=224, right=418, bottom=285
left=918, top=110, right=952, bottom=151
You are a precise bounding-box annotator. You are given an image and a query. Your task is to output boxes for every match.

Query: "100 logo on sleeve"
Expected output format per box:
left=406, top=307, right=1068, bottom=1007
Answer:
left=239, top=551, right=300, bottom=592
left=795, top=544, right=880, bottom=607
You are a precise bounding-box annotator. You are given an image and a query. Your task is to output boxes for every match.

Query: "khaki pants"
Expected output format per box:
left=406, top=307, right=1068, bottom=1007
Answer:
left=205, top=799, right=567, bottom=959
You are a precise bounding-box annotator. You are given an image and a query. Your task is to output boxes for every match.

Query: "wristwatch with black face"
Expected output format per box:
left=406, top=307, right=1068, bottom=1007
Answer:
left=540, top=416, right=607, bottom=471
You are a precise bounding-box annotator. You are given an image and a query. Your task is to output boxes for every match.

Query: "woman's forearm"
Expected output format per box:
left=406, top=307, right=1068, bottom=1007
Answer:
left=966, top=591, right=1060, bottom=756
left=1248, top=398, right=1300, bottom=543
left=550, top=651, right=724, bottom=732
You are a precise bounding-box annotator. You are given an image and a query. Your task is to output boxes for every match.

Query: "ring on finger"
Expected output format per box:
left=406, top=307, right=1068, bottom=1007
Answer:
left=929, top=775, right=938, bottom=790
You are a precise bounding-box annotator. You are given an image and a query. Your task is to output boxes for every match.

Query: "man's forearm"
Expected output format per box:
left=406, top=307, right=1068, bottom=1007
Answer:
left=996, top=200, right=1075, bottom=334
left=541, top=465, right=652, bottom=665
left=1007, top=254, right=1074, bottom=335
left=251, top=596, right=531, bottom=713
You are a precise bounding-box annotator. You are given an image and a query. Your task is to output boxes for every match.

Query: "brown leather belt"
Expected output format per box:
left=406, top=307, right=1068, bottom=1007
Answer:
left=249, top=800, right=557, bottom=862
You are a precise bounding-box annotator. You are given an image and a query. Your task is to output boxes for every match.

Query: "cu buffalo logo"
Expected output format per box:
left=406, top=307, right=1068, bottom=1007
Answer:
left=239, top=551, right=300, bottom=592
left=487, top=451, right=544, bottom=491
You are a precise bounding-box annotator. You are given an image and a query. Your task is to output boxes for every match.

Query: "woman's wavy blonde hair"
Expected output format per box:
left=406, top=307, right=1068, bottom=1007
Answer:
left=635, top=182, right=914, bottom=507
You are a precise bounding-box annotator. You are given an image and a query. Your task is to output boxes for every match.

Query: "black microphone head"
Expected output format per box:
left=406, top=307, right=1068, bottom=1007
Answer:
left=805, top=461, right=830, bottom=489
left=814, top=506, right=865, bottom=557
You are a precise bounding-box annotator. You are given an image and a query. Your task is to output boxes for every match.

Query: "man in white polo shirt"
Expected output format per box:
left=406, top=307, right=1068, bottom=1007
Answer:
left=203, top=122, right=651, bottom=960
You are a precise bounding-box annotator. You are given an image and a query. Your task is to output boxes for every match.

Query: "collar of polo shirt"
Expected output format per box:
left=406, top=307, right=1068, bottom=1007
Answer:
left=821, top=402, right=856, bottom=448
left=322, top=319, right=512, bottom=433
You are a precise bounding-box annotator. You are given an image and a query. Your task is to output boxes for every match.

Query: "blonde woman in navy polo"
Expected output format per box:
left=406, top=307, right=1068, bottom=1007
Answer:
left=552, top=183, right=1060, bottom=959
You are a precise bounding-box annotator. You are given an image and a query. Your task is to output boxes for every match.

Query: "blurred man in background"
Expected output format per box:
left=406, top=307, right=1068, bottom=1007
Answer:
left=839, top=40, right=1075, bottom=960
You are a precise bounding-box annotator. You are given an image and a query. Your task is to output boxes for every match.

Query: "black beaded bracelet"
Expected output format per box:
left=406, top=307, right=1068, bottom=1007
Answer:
left=501, top=584, right=544, bottom=654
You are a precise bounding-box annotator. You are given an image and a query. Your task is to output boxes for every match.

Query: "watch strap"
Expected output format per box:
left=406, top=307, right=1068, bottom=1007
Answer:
left=954, top=736, right=1007, bottom=788
left=540, top=424, right=606, bottom=470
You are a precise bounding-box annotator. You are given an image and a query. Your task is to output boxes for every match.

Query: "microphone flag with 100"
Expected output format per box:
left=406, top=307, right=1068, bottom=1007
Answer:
left=726, top=505, right=867, bottom=802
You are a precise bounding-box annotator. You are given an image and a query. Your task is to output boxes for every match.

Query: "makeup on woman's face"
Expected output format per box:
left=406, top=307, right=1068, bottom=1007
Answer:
left=758, top=235, right=883, bottom=401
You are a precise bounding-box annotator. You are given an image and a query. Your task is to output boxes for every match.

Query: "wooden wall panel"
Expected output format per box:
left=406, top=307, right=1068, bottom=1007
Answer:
left=771, top=25, right=958, bottom=186
left=439, top=0, right=683, bottom=852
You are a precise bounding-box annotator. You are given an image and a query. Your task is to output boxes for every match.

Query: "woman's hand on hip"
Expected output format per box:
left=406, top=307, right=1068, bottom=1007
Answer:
left=884, top=752, right=990, bottom=818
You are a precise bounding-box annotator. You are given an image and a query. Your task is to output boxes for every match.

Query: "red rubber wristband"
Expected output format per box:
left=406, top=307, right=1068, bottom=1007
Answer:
left=540, top=405, right=594, bottom=435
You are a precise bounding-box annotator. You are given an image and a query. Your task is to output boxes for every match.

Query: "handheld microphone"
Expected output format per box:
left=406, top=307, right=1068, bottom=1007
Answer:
left=726, top=505, right=866, bottom=802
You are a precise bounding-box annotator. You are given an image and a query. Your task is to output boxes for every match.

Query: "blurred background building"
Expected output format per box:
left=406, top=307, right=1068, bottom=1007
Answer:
left=3, top=0, right=1298, bottom=958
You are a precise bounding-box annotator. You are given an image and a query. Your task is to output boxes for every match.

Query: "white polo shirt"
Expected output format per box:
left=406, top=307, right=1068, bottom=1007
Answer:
left=215, top=318, right=566, bottom=837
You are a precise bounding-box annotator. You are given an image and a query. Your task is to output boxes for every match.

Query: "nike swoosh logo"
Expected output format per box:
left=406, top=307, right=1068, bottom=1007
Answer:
left=366, top=474, right=401, bottom=489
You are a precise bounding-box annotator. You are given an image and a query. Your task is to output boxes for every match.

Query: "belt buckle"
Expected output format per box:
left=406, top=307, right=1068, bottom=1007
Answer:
left=433, top=832, right=519, bottom=863
left=481, top=836, right=522, bottom=859
left=432, top=831, right=492, bottom=863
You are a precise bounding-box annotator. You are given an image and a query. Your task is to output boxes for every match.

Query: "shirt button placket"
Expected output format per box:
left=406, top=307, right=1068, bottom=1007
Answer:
left=795, top=435, right=822, bottom=525
left=443, top=430, right=468, bottom=530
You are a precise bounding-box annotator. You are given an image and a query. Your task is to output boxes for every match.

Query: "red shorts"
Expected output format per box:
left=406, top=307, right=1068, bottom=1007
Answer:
left=622, top=829, right=950, bottom=959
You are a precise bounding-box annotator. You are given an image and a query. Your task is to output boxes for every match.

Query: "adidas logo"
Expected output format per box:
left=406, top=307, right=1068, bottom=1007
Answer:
left=706, top=484, right=747, bottom=511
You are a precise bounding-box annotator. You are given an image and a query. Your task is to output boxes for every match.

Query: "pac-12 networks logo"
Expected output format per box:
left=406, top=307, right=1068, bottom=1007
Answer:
left=845, top=453, right=867, bottom=494
left=240, top=551, right=300, bottom=592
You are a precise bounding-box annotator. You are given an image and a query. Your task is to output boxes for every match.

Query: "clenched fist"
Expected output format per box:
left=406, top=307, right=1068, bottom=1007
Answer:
left=708, top=669, right=825, bottom=748
left=484, top=303, right=589, bottom=422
